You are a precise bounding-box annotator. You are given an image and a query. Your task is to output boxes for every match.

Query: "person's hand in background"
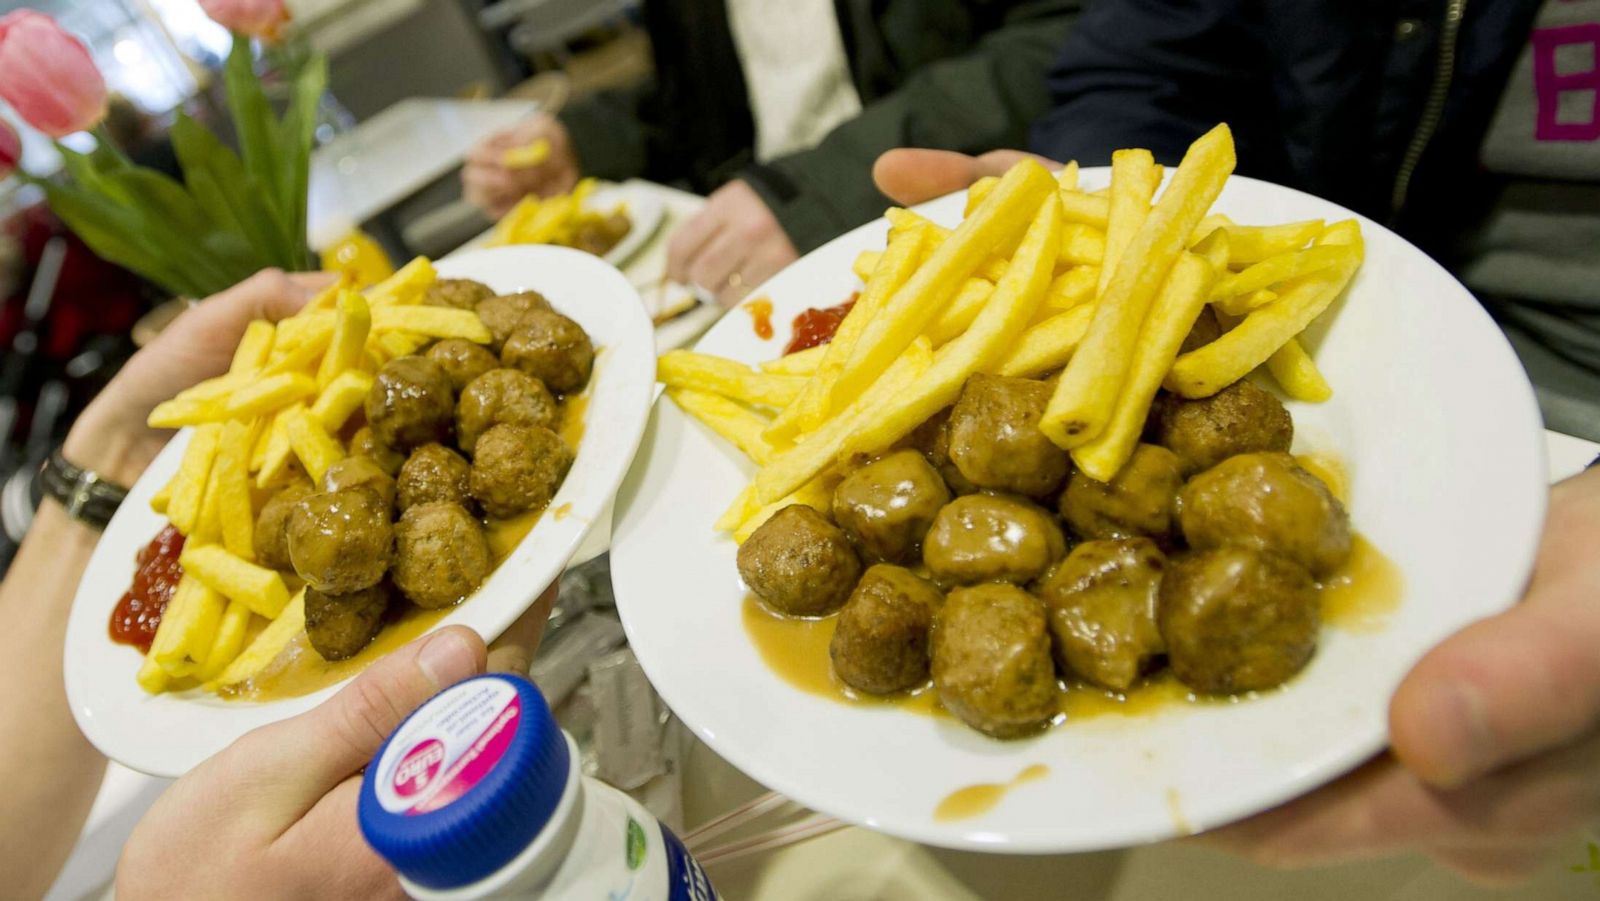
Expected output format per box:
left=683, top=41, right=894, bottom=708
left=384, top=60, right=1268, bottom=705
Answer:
left=1204, top=465, right=1600, bottom=884
left=872, top=146, right=1600, bottom=884
left=462, top=115, right=580, bottom=219
left=666, top=179, right=798, bottom=309
left=117, top=586, right=558, bottom=900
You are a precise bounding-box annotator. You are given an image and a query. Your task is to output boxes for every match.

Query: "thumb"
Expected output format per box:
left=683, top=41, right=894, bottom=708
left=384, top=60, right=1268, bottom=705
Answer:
left=872, top=148, right=1052, bottom=207
left=247, top=626, right=487, bottom=827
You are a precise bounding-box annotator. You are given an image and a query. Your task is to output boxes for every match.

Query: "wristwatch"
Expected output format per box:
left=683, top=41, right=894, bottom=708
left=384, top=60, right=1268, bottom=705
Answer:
left=39, top=447, right=129, bottom=530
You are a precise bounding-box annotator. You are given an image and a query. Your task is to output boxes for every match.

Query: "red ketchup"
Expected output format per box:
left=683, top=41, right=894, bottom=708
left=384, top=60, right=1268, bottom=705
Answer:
left=109, top=525, right=186, bottom=653
left=784, top=294, right=858, bottom=355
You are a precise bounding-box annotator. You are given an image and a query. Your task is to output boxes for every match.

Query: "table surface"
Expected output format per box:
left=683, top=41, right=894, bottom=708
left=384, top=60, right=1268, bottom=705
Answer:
left=46, top=181, right=1600, bottom=900
left=306, top=97, right=539, bottom=249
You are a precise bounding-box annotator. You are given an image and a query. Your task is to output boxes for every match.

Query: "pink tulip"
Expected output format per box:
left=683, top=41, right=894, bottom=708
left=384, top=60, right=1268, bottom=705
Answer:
left=198, top=0, right=289, bottom=40
left=0, top=119, right=19, bottom=179
left=0, top=11, right=107, bottom=139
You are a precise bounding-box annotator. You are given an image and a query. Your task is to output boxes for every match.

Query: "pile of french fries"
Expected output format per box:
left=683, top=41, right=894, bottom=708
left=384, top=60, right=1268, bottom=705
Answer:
left=134, top=257, right=491, bottom=695
left=485, top=178, right=628, bottom=251
left=657, top=124, right=1364, bottom=541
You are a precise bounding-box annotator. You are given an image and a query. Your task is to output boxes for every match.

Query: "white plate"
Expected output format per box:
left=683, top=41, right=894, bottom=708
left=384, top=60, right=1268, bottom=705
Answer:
left=594, top=183, right=665, bottom=269
left=66, top=245, right=656, bottom=778
left=610, top=173, right=1548, bottom=853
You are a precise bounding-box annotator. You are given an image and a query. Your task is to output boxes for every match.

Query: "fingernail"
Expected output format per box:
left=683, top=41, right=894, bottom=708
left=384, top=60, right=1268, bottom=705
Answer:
left=1434, top=682, right=1494, bottom=786
left=417, top=629, right=480, bottom=690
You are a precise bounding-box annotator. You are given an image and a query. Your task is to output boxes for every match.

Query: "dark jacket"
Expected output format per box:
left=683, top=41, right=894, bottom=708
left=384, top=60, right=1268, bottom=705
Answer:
left=1029, top=0, right=1543, bottom=265
left=559, top=0, right=1080, bottom=252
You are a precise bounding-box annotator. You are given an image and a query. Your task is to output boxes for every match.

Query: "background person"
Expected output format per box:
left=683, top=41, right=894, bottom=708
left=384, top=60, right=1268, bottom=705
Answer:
left=464, top=0, right=1080, bottom=307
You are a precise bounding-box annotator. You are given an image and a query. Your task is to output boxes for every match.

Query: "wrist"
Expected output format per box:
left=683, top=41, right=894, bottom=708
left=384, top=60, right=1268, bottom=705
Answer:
left=62, top=402, right=153, bottom=488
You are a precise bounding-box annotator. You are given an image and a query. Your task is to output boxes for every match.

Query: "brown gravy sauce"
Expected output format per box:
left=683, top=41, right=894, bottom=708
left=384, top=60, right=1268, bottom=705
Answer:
left=934, top=763, right=1050, bottom=822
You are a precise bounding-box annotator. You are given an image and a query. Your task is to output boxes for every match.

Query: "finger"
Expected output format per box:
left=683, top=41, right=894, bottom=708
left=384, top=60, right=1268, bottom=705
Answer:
left=666, top=210, right=725, bottom=286
left=687, top=230, right=748, bottom=303
left=1391, top=477, right=1600, bottom=787
left=487, top=582, right=559, bottom=676
left=871, top=148, right=1048, bottom=207
left=272, top=776, right=405, bottom=900
left=288, top=271, right=338, bottom=292
left=239, top=626, right=487, bottom=831
left=1428, top=845, right=1552, bottom=887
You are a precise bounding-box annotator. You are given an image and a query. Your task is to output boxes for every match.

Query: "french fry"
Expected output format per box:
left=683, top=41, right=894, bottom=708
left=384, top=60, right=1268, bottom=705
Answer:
left=1059, top=223, right=1107, bottom=268
left=488, top=196, right=540, bottom=247
left=825, top=160, right=1056, bottom=422
left=181, top=544, right=290, bottom=618
left=965, top=176, right=1000, bottom=215
left=1223, top=219, right=1325, bottom=266
left=285, top=405, right=345, bottom=483
left=221, top=372, right=318, bottom=420
left=852, top=249, right=881, bottom=283
left=1193, top=227, right=1230, bottom=274
left=759, top=344, right=827, bottom=376
left=311, top=369, right=375, bottom=432
left=264, top=329, right=334, bottom=376
left=1167, top=219, right=1362, bottom=397
left=212, top=590, right=305, bottom=688
left=1098, top=149, right=1159, bottom=297
left=1212, top=245, right=1353, bottom=301
left=1188, top=213, right=1234, bottom=247
left=197, top=599, right=255, bottom=682
left=501, top=138, right=551, bottom=168
left=1266, top=338, right=1333, bottom=402
left=173, top=371, right=255, bottom=404
left=230, top=320, right=276, bottom=374
left=770, top=222, right=928, bottom=440
left=1058, top=190, right=1110, bottom=229
left=1056, top=160, right=1080, bottom=191
left=715, top=483, right=759, bottom=534
left=997, top=302, right=1095, bottom=378
left=1041, top=124, right=1236, bottom=448
left=371, top=305, right=492, bottom=343
left=192, top=463, right=224, bottom=545
left=136, top=654, right=169, bottom=694
left=273, top=311, right=337, bottom=353
left=733, top=475, right=838, bottom=543
left=365, top=256, right=437, bottom=306
left=373, top=331, right=431, bottom=360
left=151, top=574, right=225, bottom=677
left=838, top=190, right=1062, bottom=463
left=167, top=423, right=222, bottom=534
left=317, top=290, right=372, bottom=388
left=1072, top=253, right=1215, bottom=481
left=881, top=208, right=1010, bottom=283
left=150, top=477, right=173, bottom=515
left=658, top=351, right=808, bottom=408
left=147, top=397, right=226, bottom=429
left=1045, top=266, right=1099, bottom=310
left=754, top=336, right=934, bottom=504
left=666, top=388, right=776, bottom=464
left=214, top=420, right=256, bottom=559
left=254, top=406, right=296, bottom=487
left=927, top=278, right=996, bottom=345
left=1213, top=287, right=1279, bottom=317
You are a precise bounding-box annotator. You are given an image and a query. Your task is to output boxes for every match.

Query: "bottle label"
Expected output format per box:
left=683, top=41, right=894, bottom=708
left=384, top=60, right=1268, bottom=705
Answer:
left=659, top=823, right=718, bottom=901
left=373, top=679, right=522, bottom=815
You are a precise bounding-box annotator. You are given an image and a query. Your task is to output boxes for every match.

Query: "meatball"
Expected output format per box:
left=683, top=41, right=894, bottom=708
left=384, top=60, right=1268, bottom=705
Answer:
left=1059, top=443, right=1183, bottom=541
left=286, top=489, right=393, bottom=593
left=908, top=407, right=979, bottom=495
left=829, top=565, right=944, bottom=695
left=426, top=339, right=500, bottom=394
left=304, top=582, right=391, bottom=661
left=736, top=505, right=861, bottom=616
left=501, top=309, right=593, bottom=394
left=1037, top=539, right=1166, bottom=691
left=946, top=374, right=1070, bottom=497
left=423, top=277, right=495, bottom=311
left=350, top=426, right=406, bottom=477
left=468, top=423, right=572, bottom=518
left=365, top=357, right=454, bottom=451
left=253, top=479, right=314, bottom=570
left=322, top=455, right=396, bottom=510
left=392, top=502, right=492, bottom=609
left=475, top=291, right=551, bottom=350
left=831, top=450, right=950, bottom=563
left=923, top=494, right=1065, bottom=587
left=932, top=583, right=1058, bottom=738
left=1159, top=547, right=1319, bottom=693
left=1178, top=452, right=1351, bottom=578
left=1153, top=380, right=1293, bottom=475
left=1179, top=306, right=1222, bottom=355
left=455, top=368, right=558, bottom=454
left=397, top=443, right=473, bottom=511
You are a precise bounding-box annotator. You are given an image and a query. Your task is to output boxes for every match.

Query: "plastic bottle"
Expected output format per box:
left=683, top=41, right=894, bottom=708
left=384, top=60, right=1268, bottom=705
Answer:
left=359, top=673, right=717, bottom=900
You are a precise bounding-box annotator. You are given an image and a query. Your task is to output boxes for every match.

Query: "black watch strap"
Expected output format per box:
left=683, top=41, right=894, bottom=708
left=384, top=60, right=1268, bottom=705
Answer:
left=40, top=447, right=128, bottom=530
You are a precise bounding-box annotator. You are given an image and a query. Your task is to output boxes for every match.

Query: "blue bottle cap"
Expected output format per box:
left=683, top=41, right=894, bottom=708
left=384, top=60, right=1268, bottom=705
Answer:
left=359, top=673, right=570, bottom=890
